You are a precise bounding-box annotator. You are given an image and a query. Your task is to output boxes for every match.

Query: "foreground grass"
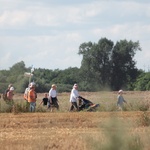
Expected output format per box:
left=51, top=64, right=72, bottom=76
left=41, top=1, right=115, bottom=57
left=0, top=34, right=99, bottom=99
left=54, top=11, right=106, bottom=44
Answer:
left=0, top=112, right=150, bottom=150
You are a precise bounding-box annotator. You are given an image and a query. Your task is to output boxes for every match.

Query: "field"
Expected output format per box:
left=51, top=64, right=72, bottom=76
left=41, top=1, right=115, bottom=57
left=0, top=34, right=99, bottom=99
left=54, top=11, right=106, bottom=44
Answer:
left=0, top=91, right=150, bottom=150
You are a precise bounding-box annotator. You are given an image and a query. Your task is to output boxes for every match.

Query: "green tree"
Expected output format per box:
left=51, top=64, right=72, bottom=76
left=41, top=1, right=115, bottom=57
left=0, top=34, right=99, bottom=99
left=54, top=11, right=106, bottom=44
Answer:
left=9, top=61, right=26, bottom=75
left=111, top=40, right=141, bottom=90
left=78, top=38, right=114, bottom=90
left=134, top=72, right=150, bottom=91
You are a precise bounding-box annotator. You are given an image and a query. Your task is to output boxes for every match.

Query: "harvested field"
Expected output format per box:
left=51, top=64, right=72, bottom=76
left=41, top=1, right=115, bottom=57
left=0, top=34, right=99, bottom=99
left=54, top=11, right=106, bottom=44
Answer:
left=0, top=92, right=150, bottom=150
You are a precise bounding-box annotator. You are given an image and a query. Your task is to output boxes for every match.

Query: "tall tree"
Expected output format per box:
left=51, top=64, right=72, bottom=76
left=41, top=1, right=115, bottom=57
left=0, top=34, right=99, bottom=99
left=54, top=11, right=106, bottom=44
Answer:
left=78, top=38, right=114, bottom=90
left=111, top=40, right=141, bottom=90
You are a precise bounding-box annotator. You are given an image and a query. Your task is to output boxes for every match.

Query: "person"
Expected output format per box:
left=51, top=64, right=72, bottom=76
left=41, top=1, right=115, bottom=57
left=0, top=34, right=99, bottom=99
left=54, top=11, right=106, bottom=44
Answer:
left=69, top=83, right=79, bottom=111
left=28, top=82, right=37, bottom=112
left=24, top=83, right=31, bottom=101
left=78, top=96, right=100, bottom=111
left=39, top=93, right=50, bottom=108
left=117, top=90, right=127, bottom=111
left=3, top=84, right=13, bottom=100
left=7, top=86, right=14, bottom=100
left=6, top=86, right=15, bottom=105
left=48, top=84, right=59, bottom=112
left=24, top=83, right=31, bottom=111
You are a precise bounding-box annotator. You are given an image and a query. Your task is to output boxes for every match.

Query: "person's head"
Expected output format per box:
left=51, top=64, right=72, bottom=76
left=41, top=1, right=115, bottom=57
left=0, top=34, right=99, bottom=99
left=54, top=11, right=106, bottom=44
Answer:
left=73, top=83, right=78, bottom=89
left=10, top=87, right=14, bottom=91
left=44, top=93, right=48, bottom=97
left=51, top=84, right=56, bottom=89
left=118, top=89, right=123, bottom=94
left=30, top=82, right=36, bottom=90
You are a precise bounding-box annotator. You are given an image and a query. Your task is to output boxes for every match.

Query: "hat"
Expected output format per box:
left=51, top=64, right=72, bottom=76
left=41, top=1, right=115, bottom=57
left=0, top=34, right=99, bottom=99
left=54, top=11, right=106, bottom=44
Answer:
left=51, top=84, right=56, bottom=88
left=10, top=87, right=14, bottom=91
left=118, top=90, right=123, bottom=94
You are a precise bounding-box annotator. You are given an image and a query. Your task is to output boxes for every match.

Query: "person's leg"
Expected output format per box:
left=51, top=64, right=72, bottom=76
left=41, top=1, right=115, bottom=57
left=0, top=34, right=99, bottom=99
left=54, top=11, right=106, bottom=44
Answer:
left=33, top=102, right=36, bottom=112
left=30, top=102, right=36, bottom=112
left=69, top=103, right=74, bottom=111
left=118, top=105, right=123, bottom=111
left=47, top=101, right=51, bottom=109
left=53, top=99, right=59, bottom=110
left=26, top=101, right=30, bottom=111
left=55, top=102, right=59, bottom=110
left=72, top=102, right=78, bottom=111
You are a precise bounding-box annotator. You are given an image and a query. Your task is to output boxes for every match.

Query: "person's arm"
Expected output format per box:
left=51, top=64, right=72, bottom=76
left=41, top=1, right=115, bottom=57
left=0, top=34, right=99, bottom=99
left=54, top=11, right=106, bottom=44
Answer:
left=123, top=98, right=127, bottom=103
left=7, top=91, right=10, bottom=100
left=39, top=99, right=43, bottom=106
left=48, top=90, right=52, bottom=104
left=48, top=96, right=52, bottom=104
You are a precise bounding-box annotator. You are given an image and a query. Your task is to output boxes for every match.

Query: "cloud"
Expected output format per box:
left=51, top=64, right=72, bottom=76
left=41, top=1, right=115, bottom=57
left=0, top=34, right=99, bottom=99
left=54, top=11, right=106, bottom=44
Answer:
left=0, top=0, right=150, bottom=70
left=0, top=52, right=11, bottom=69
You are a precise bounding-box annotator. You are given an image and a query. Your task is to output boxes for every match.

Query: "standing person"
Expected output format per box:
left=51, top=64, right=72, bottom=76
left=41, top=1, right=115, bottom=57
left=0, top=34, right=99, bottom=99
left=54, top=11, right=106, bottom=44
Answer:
left=69, top=83, right=79, bottom=111
left=6, top=86, right=15, bottom=105
left=39, top=93, right=50, bottom=109
left=28, top=82, right=37, bottom=112
left=117, top=90, right=127, bottom=111
left=24, top=83, right=31, bottom=101
left=49, top=84, right=59, bottom=112
left=3, top=84, right=12, bottom=100
left=24, top=83, right=31, bottom=111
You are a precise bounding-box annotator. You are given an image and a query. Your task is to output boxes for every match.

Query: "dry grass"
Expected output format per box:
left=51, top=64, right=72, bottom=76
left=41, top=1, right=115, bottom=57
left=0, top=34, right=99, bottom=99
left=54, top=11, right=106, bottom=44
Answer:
left=0, top=91, right=150, bottom=150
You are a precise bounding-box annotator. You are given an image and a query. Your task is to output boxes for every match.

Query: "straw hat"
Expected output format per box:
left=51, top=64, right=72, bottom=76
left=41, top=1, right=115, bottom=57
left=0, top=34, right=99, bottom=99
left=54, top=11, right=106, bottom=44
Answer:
left=51, top=84, right=56, bottom=88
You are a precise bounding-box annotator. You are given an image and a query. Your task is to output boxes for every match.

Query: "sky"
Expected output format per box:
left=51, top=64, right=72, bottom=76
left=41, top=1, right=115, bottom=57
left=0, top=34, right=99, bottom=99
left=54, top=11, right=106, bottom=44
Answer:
left=0, top=0, right=150, bottom=71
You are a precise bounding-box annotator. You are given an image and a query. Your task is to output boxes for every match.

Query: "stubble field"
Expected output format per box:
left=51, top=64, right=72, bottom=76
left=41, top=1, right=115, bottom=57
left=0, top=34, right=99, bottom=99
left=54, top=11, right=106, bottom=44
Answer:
left=0, top=91, right=150, bottom=150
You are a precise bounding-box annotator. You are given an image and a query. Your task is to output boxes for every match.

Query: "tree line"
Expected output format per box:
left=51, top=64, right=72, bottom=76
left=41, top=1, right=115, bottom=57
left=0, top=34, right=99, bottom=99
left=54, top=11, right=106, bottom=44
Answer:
left=0, top=37, right=149, bottom=93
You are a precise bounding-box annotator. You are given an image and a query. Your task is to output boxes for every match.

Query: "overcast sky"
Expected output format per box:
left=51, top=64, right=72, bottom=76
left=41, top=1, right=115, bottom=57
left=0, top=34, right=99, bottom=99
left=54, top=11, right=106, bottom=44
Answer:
left=0, top=0, right=150, bottom=71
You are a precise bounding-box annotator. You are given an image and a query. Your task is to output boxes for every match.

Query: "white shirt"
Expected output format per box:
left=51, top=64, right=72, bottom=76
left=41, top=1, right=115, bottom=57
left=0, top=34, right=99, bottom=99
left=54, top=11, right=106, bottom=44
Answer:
left=49, top=88, right=57, bottom=98
left=70, top=88, right=79, bottom=102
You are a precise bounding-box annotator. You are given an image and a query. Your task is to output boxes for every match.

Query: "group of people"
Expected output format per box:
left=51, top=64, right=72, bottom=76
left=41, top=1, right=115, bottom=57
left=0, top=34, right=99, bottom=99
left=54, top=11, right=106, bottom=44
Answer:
left=38, top=84, right=59, bottom=112
left=2, top=82, right=127, bottom=112
left=69, top=84, right=127, bottom=111
left=24, top=83, right=100, bottom=112
left=24, top=83, right=59, bottom=112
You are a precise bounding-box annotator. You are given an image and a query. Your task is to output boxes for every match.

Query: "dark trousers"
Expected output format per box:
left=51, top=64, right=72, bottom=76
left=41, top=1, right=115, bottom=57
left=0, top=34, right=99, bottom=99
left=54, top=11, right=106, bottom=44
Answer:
left=51, top=97, right=59, bottom=110
left=69, top=102, right=78, bottom=111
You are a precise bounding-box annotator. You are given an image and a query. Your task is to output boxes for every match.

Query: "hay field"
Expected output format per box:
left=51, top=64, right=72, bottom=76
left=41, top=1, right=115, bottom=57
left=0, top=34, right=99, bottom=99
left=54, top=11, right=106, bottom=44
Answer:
left=0, top=91, right=150, bottom=150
